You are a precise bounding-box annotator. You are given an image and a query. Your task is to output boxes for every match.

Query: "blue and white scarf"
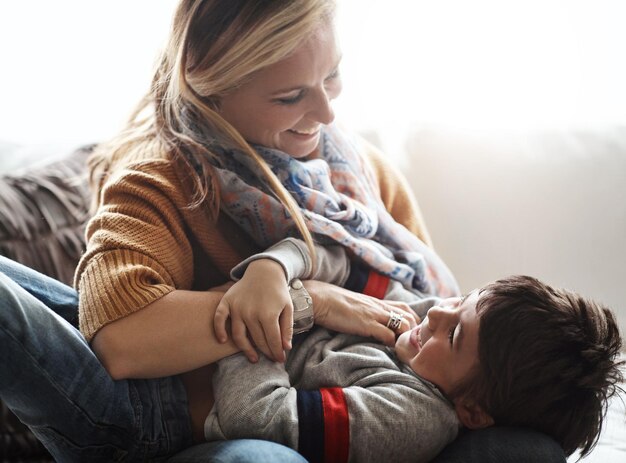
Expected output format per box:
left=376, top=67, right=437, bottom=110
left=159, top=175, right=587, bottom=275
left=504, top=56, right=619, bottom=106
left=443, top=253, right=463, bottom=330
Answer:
left=204, top=124, right=459, bottom=297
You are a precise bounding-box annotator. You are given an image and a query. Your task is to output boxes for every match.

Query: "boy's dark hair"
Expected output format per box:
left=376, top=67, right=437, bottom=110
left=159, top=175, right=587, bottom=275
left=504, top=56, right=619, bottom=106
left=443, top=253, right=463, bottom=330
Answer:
left=452, top=275, right=624, bottom=457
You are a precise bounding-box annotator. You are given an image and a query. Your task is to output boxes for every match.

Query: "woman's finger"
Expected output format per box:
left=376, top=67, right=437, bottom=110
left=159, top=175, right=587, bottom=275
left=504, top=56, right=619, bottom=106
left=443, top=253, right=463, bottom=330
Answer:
left=231, top=316, right=258, bottom=363
left=367, top=319, right=397, bottom=346
left=385, top=301, right=418, bottom=328
left=395, top=313, right=414, bottom=334
left=375, top=304, right=415, bottom=340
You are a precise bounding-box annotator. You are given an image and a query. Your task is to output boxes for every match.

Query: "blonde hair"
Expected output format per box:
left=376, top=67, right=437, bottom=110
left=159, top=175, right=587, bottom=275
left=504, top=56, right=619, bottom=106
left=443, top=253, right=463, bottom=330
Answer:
left=89, top=0, right=337, bottom=257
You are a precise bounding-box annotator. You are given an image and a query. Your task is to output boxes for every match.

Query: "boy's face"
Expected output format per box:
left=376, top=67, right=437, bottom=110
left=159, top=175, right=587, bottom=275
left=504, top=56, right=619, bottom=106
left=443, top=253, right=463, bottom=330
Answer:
left=395, top=291, right=481, bottom=398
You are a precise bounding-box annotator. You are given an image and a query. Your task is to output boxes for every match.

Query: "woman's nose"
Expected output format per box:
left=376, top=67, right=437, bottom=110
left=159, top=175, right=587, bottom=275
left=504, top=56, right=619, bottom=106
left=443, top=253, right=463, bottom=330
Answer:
left=309, top=88, right=335, bottom=125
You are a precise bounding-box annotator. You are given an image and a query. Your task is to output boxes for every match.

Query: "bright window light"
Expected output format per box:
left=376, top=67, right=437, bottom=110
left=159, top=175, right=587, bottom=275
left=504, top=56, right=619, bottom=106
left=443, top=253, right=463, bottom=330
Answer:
left=335, top=0, right=626, bottom=132
left=0, top=0, right=624, bottom=145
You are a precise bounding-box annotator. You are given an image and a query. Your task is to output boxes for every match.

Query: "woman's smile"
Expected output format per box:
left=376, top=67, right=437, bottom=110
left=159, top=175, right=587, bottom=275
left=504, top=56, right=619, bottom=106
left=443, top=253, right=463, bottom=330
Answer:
left=289, top=125, right=321, bottom=135
left=286, top=127, right=321, bottom=142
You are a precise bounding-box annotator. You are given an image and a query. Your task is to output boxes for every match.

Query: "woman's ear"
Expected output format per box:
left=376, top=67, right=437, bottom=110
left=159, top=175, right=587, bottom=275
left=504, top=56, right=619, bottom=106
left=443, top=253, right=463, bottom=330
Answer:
left=454, top=399, right=495, bottom=429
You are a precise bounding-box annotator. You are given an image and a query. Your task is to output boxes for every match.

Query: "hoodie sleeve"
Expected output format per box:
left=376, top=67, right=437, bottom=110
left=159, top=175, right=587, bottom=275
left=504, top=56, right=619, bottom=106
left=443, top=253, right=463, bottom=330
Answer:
left=205, top=334, right=458, bottom=463
left=230, top=237, right=350, bottom=286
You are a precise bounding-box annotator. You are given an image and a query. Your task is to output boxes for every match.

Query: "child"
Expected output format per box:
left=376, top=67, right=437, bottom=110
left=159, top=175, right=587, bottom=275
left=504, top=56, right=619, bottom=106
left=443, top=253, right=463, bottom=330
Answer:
left=206, top=239, right=623, bottom=462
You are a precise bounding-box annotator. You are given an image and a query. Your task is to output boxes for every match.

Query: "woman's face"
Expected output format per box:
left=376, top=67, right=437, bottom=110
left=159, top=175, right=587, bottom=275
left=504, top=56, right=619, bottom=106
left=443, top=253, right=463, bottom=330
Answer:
left=219, top=20, right=342, bottom=158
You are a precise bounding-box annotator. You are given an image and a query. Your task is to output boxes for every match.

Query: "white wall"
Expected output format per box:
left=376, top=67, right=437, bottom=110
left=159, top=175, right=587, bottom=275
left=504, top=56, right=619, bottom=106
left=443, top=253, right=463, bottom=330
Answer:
left=403, top=127, right=626, bottom=340
left=1, top=1, right=624, bottom=337
left=3, top=1, right=626, bottom=146
left=0, top=0, right=178, bottom=145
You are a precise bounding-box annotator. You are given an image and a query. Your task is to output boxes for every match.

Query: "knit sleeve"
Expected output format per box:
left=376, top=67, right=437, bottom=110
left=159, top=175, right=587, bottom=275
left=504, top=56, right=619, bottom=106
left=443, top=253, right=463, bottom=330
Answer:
left=338, top=379, right=458, bottom=463
left=359, top=137, right=433, bottom=247
left=230, top=237, right=350, bottom=287
left=205, top=353, right=299, bottom=447
left=75, top=160, right=198, bottom=341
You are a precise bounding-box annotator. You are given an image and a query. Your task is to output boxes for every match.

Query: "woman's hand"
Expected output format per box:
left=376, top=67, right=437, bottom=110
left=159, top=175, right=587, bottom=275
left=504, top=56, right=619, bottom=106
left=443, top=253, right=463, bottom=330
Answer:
left=304, top=280, right=417, bottom=346
left=214, top=259, right=293, bottom=363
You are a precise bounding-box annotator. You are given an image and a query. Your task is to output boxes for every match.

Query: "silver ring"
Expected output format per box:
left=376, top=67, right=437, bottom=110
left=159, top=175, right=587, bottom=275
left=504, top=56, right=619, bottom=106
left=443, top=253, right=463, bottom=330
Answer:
left=386, top=311, right=404, bottom=331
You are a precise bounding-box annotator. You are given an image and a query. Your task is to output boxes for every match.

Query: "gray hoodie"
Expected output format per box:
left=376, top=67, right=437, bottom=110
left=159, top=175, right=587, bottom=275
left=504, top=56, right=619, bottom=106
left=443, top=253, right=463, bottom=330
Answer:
left=204, top=239, right=459, bottom=463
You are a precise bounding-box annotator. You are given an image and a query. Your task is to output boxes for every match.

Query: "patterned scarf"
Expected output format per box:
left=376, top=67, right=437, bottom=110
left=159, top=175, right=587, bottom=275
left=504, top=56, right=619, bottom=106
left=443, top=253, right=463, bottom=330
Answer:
left=204, top=124, right=459, bottom=297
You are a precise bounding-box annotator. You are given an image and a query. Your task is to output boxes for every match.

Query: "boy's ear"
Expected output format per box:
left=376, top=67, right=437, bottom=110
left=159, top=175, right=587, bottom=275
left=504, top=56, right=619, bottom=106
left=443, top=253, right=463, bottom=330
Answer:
left=454, top=398, right=495, bottom=429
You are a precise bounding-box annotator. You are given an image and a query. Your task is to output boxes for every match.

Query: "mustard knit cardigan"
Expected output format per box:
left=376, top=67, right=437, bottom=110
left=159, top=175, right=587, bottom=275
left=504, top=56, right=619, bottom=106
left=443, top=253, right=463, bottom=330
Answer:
left=75, top=140, right=431, bottom=341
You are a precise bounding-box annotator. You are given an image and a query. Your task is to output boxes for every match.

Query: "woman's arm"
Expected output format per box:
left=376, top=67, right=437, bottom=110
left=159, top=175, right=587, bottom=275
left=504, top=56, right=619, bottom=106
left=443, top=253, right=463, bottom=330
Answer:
left=91, top=287, right=238, bottom=379
left=220, top=239, right=416, bottom=353
left=77, top=160, right=243, bottom=379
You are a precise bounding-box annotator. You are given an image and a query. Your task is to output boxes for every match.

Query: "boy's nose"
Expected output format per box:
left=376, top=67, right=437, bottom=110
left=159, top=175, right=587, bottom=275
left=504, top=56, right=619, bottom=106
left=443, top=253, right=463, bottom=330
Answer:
left=426, top=305, right=455, bottom=331
left=426, top=306, right=444, bottom=329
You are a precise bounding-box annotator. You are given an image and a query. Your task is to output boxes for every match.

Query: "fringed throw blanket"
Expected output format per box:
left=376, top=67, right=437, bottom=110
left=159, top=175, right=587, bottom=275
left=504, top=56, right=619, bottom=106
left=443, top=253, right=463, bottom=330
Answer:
left=203, top=124, right=459, bottom=297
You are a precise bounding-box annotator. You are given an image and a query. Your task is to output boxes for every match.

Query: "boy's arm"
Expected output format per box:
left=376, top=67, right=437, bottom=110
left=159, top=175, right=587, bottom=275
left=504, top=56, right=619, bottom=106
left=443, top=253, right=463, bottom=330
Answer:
left=205, top=346, right=458, bottom=462
left=232, top=237, right=442, bottom=319
left=215, top=239, right=351, bottom=361
left=205, top=353, right=299, bottom=447
left=230, top=237, right=350, bottom=285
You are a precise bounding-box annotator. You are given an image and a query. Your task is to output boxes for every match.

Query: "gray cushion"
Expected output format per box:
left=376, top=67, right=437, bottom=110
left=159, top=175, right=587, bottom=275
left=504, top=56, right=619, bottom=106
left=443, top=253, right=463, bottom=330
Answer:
left=0, top=146, right=92, bottom=285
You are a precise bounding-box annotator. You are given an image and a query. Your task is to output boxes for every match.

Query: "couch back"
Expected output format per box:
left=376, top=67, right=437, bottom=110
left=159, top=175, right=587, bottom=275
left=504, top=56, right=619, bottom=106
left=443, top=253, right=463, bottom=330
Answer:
left=0, top=146, right=92, bottom=285
left=404, top=127, right=626, bottom=343
left=0, top=146, right=91, bottom=462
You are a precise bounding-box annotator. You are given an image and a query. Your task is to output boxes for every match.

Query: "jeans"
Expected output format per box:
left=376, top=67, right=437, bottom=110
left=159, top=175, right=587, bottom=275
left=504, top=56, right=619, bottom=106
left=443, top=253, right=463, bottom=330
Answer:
left=167, top=440, right=307, bottom=463
left=0, top=257, right=305, bottom=463
left=0, top=256, right=566, bottom=462
left=0, top=256, right=79, bottom=326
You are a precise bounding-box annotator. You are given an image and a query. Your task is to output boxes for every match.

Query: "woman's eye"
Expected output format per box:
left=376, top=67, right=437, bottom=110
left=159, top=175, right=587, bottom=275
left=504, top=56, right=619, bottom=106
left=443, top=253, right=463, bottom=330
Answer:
left=275, top=91, right=305, bottom=105
left=325, top=67, right=340, bottom=81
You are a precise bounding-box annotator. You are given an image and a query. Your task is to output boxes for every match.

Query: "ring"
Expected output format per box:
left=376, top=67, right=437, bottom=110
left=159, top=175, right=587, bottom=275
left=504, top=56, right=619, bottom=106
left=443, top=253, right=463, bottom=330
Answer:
left=386, top=311, right=404, bottom=331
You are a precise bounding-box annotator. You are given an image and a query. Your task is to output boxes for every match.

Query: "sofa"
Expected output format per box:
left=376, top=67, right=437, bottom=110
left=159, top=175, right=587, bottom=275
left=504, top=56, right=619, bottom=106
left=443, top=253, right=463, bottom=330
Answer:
left=0, top=140, right=624, bottom=462
left=0, top=144, right=91, bottom=460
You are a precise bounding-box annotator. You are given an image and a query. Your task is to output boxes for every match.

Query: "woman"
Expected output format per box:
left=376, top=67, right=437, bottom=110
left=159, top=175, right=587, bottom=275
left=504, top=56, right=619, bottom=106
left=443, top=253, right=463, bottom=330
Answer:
left=0, top=0, right=566, bottom=461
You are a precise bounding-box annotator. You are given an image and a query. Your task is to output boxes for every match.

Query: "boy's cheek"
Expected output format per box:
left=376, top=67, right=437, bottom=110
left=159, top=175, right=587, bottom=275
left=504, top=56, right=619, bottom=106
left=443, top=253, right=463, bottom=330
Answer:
left=394, top=332, right=413, bottom=364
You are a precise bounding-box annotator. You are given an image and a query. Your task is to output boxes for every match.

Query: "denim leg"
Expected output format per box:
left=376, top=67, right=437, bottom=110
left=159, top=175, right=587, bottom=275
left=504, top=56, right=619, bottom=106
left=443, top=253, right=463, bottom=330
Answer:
left=431, top=427, right=567, bottom=463
left=0, top=272, right=193, bottom=462
left=167, top=440, right=308, bottom=463
left=0, top=255, right=78, bottom=326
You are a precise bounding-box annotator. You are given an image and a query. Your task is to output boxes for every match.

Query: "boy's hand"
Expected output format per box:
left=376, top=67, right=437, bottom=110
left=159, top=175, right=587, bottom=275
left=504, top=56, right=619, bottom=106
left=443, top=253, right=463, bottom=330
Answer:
left=214, top=259, right=293, bottom=363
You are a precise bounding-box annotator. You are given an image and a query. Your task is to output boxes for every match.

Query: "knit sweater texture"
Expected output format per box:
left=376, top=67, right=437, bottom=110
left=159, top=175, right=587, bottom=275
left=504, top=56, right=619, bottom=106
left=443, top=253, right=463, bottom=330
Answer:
left=75, top=139, right=431, bottom=341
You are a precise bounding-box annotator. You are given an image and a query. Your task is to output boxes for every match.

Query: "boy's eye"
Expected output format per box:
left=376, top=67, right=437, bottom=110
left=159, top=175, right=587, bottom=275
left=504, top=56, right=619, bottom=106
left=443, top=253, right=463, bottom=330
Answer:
left=448, top=327, right=456, bottom=345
